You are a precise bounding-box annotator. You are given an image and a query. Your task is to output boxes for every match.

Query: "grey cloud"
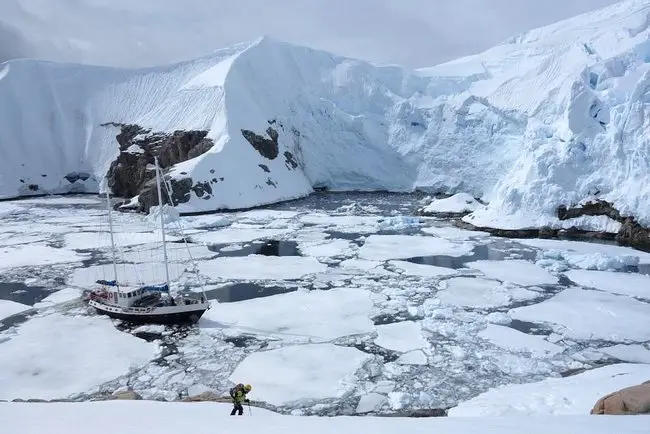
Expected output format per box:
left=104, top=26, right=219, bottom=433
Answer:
left=0, top=0, right=620, bottom=68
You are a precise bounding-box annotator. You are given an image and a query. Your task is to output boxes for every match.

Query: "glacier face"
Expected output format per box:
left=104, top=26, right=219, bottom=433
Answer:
left=1, top=0, right=650, bottom=227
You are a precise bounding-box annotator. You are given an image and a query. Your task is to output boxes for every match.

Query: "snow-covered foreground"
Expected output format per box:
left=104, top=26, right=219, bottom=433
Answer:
left=3, top=0, right=650, bottom=232
left=1, top=194, right=649, bottom=416
left=3, top=401, right=649, bottom=434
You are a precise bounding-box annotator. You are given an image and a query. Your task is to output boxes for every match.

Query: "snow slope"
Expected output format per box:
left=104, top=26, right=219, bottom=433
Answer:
left=449, top=363, right=650, bottom=416
left=2, top=401, right=649, bottom=434
left=2, top=0, right=650, bottom=226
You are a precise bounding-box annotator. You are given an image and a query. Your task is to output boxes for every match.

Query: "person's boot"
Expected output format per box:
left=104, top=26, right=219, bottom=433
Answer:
left=230, top=407, right=236, bottom=416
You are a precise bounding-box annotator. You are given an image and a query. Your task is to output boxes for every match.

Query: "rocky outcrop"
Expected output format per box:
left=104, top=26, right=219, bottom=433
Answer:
left=101, top=123, right=215, bottom=213
left=456, top=198, right=650, bottom=249
left=182, top=391, right=229, bottom=402
left=558, top=200, right=650, bottom=249
left=241, top=127, right=279, bottom=160
left=108, top=390, right=143, bottom=400
left=591, top=381, right=650, bottom=415
left=383, top=408, right=448, bottom=417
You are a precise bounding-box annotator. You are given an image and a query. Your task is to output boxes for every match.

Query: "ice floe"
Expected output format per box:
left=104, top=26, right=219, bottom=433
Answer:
left=297, top=239, right=356, bottom=258
left=518, top=238, right=650, bottom=264
left=437, top=278, right=539, bottom=309
left=0, top=300, right=31, bottom=321
left=565, top=269, right=650, bottom=299
left=32, top=288, right=83, bottom=309
left=70, top=262, right=192, bottom=288
left=198, top=256, right=328, bottom=281
left=388, top=260, right=457, bottom=277
left=64, top=231, right=179, bottom=250
left=230, top=343, right=372, bottom=406
left=478, top=324, right=564, bottom=358
left=421, top=193, right=480, bottom=214
left=599, top=344, right=650, bottom=364
left=509, top=287, right=650, bottom=341
left=374, top=321, right=428, bottom=353
left=465, top=260, right=558, bottom=286
left=0, top=244, right=87, bottom=270
left=191, top=227, right=297, bottom=245
left=421, top=226, right=491, bottom=240
left=203, top=287, right=374, bottom=342
left=358, top=235, right=474, bottom=261
left=0, top=314, right=158, bottom=400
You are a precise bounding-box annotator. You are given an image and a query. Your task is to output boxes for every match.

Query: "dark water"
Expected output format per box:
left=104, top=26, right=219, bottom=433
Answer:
left=351, top=342, right=400, bottom=363
left=207, top=240, right=300, bottom=257
left=325, top=231, right=363, bottom=242
left=508, top=320, right=552, bottom=335
left=371, top=312, right=422, bottom=325
left=273, top=191, right=427, bottom=215
left=204, top=283, right=298, bottom=303
left=404, top=243, right=539, bottom=270
left=0, top=282, right=49, bottom=305
left=0, top=312, right=33, bottom=332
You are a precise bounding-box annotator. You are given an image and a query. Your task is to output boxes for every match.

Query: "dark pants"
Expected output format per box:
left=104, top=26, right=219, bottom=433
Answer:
left=230, top=402, right=244, bottom=415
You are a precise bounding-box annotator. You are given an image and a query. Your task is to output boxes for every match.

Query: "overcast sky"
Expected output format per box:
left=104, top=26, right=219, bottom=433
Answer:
left=1, top=0, right=621, bottom=68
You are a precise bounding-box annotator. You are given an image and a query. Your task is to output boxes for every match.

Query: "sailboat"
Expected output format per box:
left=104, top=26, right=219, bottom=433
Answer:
left=86, top=157, right=210, bottom=325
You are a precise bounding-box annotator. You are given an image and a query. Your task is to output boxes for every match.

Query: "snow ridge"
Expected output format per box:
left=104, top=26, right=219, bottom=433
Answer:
left=2, top=0, right=650, bottom=227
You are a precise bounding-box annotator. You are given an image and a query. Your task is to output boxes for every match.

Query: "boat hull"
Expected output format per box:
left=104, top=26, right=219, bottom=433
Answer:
left=89, top=299, right=209, bottom=325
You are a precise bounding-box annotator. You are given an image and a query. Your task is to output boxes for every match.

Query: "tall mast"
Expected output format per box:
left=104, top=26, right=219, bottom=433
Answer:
left=105, top=188, right=119, bottom=290
left=154, top=156, right=171, bottom=290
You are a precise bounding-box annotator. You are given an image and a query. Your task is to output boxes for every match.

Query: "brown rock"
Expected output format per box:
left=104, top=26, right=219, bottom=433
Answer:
left=617, top=218, right=650, bottom=248
left=539, top=226, right=556, bottom=238
left=182, top=391, right=222, bottom=402
left=591, top=382, right=650, bottom=415
left=109, top=390, right=143, bottom=400
left=101, top=123, right=214, bottom=212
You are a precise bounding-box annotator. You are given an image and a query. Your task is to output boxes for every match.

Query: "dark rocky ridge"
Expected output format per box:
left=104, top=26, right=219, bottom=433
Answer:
left=241, top=127, right=279, bottom=160
left=101, top=123, right=214, bottom=213
left=456, top=198, right=650, bottom=251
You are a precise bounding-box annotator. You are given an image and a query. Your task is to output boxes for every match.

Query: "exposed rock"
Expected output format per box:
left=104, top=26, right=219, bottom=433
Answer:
left=557, top=199, right=650, bottom=249
left=182, top=391, right=227, bottom=402
left=284, top=151, right=298, bottom=170
left=455, top=198, right=650, bottom=249
left=591, top=381, right=650, bottom=415
left=64, top=171, right=91, bottom=184
left=383, top=408, right=448, bottom=417
left=109, top=390, right=143, bottom=400
left=258, top=164, right=270, bottom=173
left=538, top=226, right=556, bottom=238
left=557, top=200, right=622, bottom=221
left=617, top=217, right=650, bottom=248
left=102, top=123, right=213, bottom=212
left=191, top=181, right=212, bottom=199
left=241, top=127, right=279, bottom=159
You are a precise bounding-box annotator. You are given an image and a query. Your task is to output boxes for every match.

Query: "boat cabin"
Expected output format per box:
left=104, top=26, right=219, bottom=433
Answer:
left=103, top=288, right=146, bottom=307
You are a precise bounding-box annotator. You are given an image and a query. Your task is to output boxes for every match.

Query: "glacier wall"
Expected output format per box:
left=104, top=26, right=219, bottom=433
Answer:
left=1, top=0, right=650, bottom=228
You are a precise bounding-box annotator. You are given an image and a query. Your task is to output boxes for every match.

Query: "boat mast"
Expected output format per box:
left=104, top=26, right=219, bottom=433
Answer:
left=154, top=156, right=171, bottom=290
left=105, top=188, right=120, bottom=290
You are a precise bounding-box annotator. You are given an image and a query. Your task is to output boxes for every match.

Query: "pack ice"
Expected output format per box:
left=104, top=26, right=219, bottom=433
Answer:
left=2, top=0, right=650, bottom=228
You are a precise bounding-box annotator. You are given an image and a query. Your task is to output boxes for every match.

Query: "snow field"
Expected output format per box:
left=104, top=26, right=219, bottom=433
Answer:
left=2, top=401, right=649, bottom=434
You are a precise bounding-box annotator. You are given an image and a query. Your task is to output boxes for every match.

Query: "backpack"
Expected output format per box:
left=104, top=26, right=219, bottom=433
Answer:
left=229, top=384, right=244, bottom=399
